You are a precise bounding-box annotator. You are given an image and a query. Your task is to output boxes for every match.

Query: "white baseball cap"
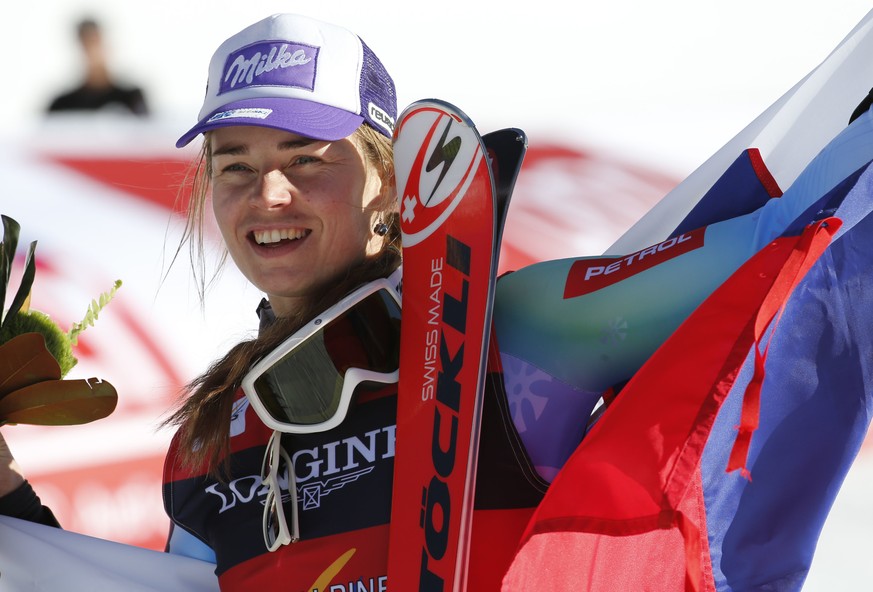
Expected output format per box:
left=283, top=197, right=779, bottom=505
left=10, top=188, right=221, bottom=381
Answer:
left=176, top=13, right=397, bottom=148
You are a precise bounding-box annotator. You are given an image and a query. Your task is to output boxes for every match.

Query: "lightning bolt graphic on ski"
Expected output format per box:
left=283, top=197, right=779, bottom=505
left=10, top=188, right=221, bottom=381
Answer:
left=424, top=118, right=462, bottom=205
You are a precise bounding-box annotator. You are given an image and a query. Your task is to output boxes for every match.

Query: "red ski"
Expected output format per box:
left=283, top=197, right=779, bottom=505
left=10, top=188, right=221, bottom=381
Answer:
left=388, top=99, right=525, bottom=591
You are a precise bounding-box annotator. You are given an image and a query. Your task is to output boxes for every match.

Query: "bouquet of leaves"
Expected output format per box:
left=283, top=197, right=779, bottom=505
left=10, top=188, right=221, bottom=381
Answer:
left=0, top=215, right=119, bottom=426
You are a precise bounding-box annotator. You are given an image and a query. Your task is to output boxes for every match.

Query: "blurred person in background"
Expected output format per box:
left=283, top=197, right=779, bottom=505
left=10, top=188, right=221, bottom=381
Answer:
left=46, top=17, right=149, bottom=116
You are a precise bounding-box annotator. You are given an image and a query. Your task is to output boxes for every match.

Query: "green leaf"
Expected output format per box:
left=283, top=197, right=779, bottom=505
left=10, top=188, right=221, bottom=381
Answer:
left=4, top=239, right=37, bottom=329
left=0, top=377, right=117, bottom=426
left=0, top=215, right=21, bottom=321
left=0, top=333, right=61, bottom=400
left=68, top=279, right=122, bottom=345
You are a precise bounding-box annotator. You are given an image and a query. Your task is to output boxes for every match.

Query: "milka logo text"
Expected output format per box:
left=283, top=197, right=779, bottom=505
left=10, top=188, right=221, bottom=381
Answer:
left=221, top=42, right=317, bottom=94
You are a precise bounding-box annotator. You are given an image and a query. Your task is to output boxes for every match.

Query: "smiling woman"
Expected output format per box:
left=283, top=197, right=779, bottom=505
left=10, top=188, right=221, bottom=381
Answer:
left=154, top=15, right=421, bottom=587
left=150, top=15, right=561, bottom=589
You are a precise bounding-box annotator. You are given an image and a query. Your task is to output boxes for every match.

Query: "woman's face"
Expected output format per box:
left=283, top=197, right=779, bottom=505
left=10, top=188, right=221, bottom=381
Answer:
left=209, top=125, right=387, bottom=316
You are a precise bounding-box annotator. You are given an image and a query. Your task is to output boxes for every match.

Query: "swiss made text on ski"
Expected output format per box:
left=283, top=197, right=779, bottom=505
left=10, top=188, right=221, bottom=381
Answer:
left=388, top=98, right=526, bottom=591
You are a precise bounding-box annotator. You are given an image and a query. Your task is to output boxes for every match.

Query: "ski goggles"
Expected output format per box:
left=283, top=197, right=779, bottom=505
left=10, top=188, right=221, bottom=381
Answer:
left=242, top=275, right=402, bottom=434
left=261, top=430, right=299, bottom=551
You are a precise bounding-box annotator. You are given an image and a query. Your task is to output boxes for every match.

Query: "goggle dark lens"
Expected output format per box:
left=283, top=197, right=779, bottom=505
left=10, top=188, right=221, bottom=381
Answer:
left=252, top=289, right=400, bottom=426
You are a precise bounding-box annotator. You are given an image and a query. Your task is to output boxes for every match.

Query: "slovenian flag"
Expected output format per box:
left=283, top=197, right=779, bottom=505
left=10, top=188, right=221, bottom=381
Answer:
left=504, top=8, right=873, bottom=592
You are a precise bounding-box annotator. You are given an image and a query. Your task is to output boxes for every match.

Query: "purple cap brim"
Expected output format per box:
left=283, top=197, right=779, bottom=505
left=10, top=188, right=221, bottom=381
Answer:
left=175, top=97, right=365, bottom=148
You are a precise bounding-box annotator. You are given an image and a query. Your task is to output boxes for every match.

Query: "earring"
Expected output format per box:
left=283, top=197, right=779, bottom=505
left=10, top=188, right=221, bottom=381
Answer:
left=374, top=221, right=389, bottom=236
